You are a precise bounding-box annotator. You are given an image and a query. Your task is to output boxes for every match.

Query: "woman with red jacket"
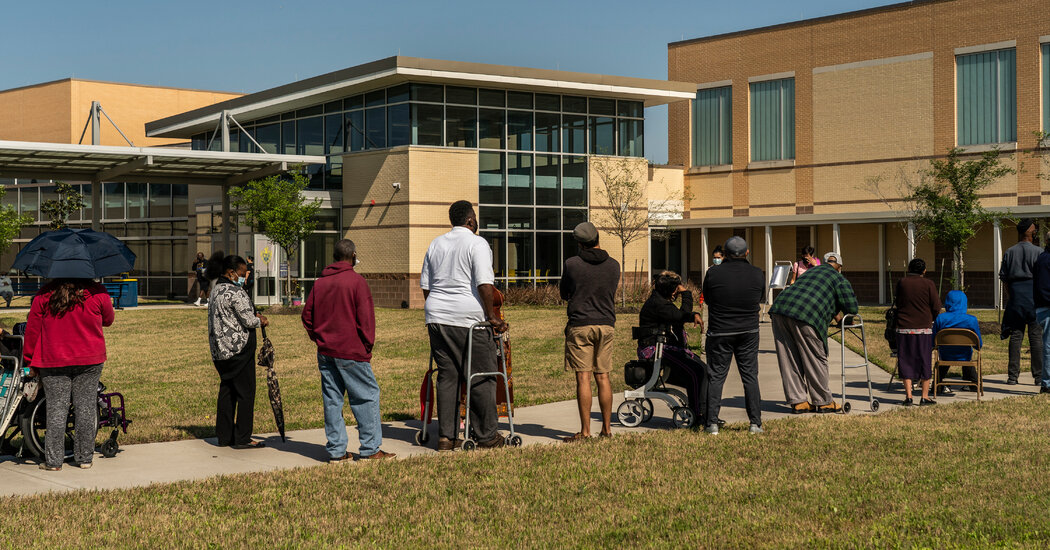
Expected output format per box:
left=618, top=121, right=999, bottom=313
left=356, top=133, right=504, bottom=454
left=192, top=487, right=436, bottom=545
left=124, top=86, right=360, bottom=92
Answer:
left=23, top=279, right=115, bottom=471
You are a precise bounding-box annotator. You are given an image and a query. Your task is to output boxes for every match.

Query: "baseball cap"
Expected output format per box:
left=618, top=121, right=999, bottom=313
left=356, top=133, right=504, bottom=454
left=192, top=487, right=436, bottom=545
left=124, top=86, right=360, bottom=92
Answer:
left=723, top=236, right=748, bottom=257
left=573, top=222, right=598, bottom=243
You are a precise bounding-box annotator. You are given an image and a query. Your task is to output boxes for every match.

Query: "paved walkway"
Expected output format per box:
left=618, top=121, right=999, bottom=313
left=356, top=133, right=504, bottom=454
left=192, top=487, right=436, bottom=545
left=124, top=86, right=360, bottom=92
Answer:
left=1, top=324, right=1038, bottom=498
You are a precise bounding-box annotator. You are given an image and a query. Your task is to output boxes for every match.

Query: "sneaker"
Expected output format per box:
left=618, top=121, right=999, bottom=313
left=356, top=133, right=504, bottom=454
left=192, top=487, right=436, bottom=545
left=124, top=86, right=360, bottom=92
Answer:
left=791, top=402, right=812, bottom=414
left=193, top=299, right=201, bottom=306
left=478, top=434, right=505, bottom=449
left=1007, top=378, right=1019, bottom=385
left=435, top=438, right=458, bottom=452
left=704, top=424, right=719, bottom=435
left=816, top=402, right=842, bottom=413
left=936, top=386, right=955, bottom=396
left=749, top=424, right=764, bottom=434
left=329, top=452, right=352, bottom=464
left=901, top=397, right=914, bottom=407
left=355, top=450, right=396, bottom=461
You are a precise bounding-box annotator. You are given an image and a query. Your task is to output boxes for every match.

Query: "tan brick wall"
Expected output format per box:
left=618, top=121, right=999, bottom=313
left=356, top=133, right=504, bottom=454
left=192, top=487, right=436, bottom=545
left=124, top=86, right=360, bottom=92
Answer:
left=407, top=147, right=479, bottom=272
left=588, top=156, right=658, bottom=276
left=747, top=169, right=795, bottom=214
left=0, top=80, right=72, bottom=144
left=342, top=148, right=411, bottom=275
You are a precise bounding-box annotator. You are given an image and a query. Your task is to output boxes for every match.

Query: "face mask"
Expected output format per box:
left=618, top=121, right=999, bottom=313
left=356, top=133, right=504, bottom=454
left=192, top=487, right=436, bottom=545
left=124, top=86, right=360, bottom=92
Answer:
left=713, top=258, right=723, bottom=265
left=353, top=256, right=360, bottom=267
left=236, top=276, right=246, bottom=286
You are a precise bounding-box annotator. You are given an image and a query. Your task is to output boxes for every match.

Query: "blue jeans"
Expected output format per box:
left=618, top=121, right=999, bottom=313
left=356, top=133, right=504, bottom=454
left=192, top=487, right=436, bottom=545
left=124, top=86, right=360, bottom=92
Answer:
left=1037, top=308, right=1050, bottom=389
left=317, top=353, right=382, bottom=458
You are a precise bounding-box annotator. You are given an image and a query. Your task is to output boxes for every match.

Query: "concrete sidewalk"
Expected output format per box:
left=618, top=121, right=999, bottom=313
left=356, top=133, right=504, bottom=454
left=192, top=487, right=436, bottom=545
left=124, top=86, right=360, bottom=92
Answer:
left=1, top=324, right=1038, bottom=498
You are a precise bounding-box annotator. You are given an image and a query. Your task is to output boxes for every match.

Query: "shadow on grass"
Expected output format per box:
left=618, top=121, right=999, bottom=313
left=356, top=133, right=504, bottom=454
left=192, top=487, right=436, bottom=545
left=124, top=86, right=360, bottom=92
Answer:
left=175, top=425, right=215, bottom=439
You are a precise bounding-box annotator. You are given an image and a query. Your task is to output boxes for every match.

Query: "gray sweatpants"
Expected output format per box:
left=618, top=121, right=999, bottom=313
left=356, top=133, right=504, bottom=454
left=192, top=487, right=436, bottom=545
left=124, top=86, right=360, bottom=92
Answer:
left=770, top=314, right=833, bottom=407
left=38, top=364, right=103, bottom=467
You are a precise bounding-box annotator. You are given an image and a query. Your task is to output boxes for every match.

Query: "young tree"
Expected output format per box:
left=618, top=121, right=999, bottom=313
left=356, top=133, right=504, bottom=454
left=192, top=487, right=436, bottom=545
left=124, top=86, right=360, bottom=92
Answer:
left=590, top=156, right=685, bottom=305
left=41, top=182, right=85, bottom=230
left=0, top=185, right=31, bottom=254
left=228, top=169, right=321, bottom=300
left=866, top=147, right=1013, bottom=290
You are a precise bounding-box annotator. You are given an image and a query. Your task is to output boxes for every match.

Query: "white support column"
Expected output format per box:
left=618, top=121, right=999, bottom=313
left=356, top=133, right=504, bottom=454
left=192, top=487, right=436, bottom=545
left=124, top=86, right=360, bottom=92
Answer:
left=745, top=227, right=753, bottom=261
left=907, top=222, right=916, bottom=262
left=993, top=220, right=1003, bottom=308
left=680, top=230, right=688, bottom=281
left=809, top=225, right=816, bottom=248
left=764, top=225, right=773, bottom=305
left=221, top=184, right=231, bottom=253
left=832, top=223, right=841, bottom=256
left=878, top=223, right=886, bottom=305
left=90, top=180, right=101, bottom=231
left=700, top=227, right=710, bottom=277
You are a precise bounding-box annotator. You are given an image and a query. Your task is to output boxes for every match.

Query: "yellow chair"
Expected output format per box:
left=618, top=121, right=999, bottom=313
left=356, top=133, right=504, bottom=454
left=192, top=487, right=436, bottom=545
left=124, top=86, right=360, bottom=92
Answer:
left=932, top=328, right=983, bottom=400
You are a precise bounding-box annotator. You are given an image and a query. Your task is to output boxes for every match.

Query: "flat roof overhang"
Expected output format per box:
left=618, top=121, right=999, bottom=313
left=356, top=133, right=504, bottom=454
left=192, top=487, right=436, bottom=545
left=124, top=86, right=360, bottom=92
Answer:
left=146, top=56, right=699, bottom=139
left=666, top=206, right=1047, bottom=229
left=0, top=140, right=325, bottom=186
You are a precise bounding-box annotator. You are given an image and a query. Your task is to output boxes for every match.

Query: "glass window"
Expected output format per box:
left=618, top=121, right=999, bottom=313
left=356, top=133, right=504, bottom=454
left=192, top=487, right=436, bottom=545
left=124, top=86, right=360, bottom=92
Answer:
left=619, top=118, right=644, bottom=157
left=347, top=95, right=364, bottom=110
left=446, top=86, right=477, bottom=105
left=479, top=152, right=505, bottom=204
left=365, top=107, right=386, bottom=149
left=535, top=155, right=559, bottom=205
left=387, top=84, right=410, bottom=104
left=618, top=100, right=644, bottom=118
left=535, top=232, right=562, bottom=278
left=240, top=129, right=256, bottom=153
left=535, top=208, right=560, bottom=230
left=563, top=233, right=578, bottom=264
left=411, top=103, right=443, bottom=146
left=563, top=96, right=587, bottom=113
left=303, top=233, right=338, bottom=278
left=563, top=156, right=587, bottom=207
left=480, top=232, right=506, bottom=277
left=563, top=114, right=586, bottom=154
left=749, top=78, right=795, bottom=161
left=479, top=206, right=505, bottom=230
left=148, top=221, right=172, bottom=236
left=957, top=48, right=1017, bottom=146
left=535, top=112, right=560, bottom=153
left=590, top=116, right=615, bottom=155
left=149, top=184, right=171, bottom=218
left=365, top=90, right=385, bottom=107
left=693, top=86, right=732, bottom=166
left=535, top=94, right=560, bottom=112
left=507, top=111, right=533, bottom=151
left=324, top=100, right=343, bottom=113
left=445, top=106, right=477, bottom=148
left=297, top=117, right=324, bottom=156
left=1044, top=43, right=1049, bottom=132
left=507, top=153, right=532, bottom=205
left=104, top=183, right=124, bottom=220
left=40, top=185, right=58, bottom=215
left=589, top=98, right=616, bottom=116
left=227, top=130, right=240, bottom=152
left=325, top=114, right=344, bottom=155
left=122, top=241, right=145, bottom=276
left=148, top=240, right=173, bottom=276
left=507, top=91, right=533, bottom=110
left=388, top=103, right=411, bottom=147
left=507, top=232, right=533, bottom=278
left=103, top=222, right=125, bottom=237
left=479, top=89, right=505, bottom=107
left=346, top=111, right=364, bottom=151
left=126, top=183, right=147, bottom=219
left=281, top=121, right=296, bottom=155
left=172, top=185, right=188, bottom=218
left=126, top=222, right=147, bottom=237
left=507, top=207, right=532, bottom=229
left=313, top=208, right=340, bottom=231
left=296, top=105, right=323, bottom=118
left=478, top=109, right=505, bottom=149
left=19, top=187, right=38, bottom=222
left=562, top=209, right=587, bottom=231
left=256, top=123, right=279, bottom=154
left=411, top=83, right=443, bottom=103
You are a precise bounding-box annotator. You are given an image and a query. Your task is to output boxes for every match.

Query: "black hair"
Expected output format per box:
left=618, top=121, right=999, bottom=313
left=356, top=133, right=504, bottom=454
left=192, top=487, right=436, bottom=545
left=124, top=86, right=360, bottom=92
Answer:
left=712, top=245, right=724, bottom=257
left=1018, top=218, right=1036, bottom=236
left=654, top=270, right=682, bottom=299
left=205, top=251, right=247, bottom=280
left=907, top=258, right=926, bottom=275
left=334, top=239, right=356, bottom=262
left=801, top=246, right=815, bottom=257
left=449, top=200, right=474, bottom=227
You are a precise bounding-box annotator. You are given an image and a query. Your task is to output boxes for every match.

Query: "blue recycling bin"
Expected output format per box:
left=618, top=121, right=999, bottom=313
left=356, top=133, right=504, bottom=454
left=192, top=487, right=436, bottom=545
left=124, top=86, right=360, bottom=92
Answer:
left=104, top=279, right=138, bottom=308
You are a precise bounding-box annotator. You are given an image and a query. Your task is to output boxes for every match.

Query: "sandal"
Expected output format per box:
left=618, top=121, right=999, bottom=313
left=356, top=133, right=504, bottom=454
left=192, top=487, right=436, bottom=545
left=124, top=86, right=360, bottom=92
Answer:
left=598, top=432, right=612, bottom=439
left=38, top=464, right=62, bottom=471
left=816, top=401, right=842, bottom=413
left=562, top=432, right=591, bottom=443
left=231, top=441, right=266, bottom=449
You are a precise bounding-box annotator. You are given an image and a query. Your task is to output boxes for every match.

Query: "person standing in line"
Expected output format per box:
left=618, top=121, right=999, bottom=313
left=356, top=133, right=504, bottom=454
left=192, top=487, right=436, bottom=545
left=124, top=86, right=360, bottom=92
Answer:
left=702, top=236, right=765, bottom=434
left=788, top=246, right=821, bottom=285
left=894, top=259, right=942, bottom=406
left=768, top=260, right=858, bottom=414
left=193, top=252, right=209, bottom=306
left=1032, top=235, right=1050, bottom=393
left=23, top=278, right=114, bottom=470
left=560, top=221, right=620, bottom=441
left=0, top=273, right=12, bottom=307
left=206, top=252, right=267, bottom=449
left=302, top=239, right=395, bottom=462
left=1000, top=219, right=1044, bottom=385
left=244, top=255, right=255, bottom=300
left=421, top=200, right=507, bottom=451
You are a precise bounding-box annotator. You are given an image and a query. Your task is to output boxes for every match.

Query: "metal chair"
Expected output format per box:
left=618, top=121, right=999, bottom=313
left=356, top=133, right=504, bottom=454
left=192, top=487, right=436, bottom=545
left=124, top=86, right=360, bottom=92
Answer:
left=932, top=328, right=983, bottom=400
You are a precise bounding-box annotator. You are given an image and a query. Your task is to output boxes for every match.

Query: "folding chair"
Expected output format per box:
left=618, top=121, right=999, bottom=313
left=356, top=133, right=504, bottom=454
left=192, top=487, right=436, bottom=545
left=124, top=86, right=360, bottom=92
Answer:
left=932, top=328, right=983, bottom=400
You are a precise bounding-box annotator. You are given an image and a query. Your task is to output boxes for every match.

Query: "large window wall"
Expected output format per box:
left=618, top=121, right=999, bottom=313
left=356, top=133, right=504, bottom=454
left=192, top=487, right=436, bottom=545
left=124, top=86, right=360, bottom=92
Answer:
left=0, top=179, right=189, bottom=297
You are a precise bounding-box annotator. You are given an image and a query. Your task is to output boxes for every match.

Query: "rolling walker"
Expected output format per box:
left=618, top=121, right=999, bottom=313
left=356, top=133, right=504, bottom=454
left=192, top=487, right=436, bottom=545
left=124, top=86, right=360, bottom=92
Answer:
left=830, top=314, right=880, bottom=413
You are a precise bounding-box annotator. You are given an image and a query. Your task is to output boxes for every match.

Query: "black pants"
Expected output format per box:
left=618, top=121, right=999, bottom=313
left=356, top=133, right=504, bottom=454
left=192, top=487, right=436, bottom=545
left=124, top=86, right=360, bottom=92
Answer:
left=213, top=339, right=257, bottom=446
left=659, top=349, right=709, bottom=424
left=705, top=331, right=762, bottom=427
left=937, top=365, right=979, bottom=386
left=428, top=323, right=499, bottom=442
left=1006, top=321, right=1043, bottom=382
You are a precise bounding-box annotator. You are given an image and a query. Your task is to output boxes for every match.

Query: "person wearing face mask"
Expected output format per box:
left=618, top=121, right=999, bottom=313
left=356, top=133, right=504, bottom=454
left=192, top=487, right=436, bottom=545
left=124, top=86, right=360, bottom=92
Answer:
left=206, top=252, right=268, bottom=449
left=712, top=245, right=724, bottom=266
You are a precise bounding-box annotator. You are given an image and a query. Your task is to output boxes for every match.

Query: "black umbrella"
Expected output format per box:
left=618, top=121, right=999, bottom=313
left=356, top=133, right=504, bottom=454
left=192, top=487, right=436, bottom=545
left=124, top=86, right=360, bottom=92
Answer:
left=12, top=228, right=135, bottom=279
left=257, top=325, right=285, bottom=442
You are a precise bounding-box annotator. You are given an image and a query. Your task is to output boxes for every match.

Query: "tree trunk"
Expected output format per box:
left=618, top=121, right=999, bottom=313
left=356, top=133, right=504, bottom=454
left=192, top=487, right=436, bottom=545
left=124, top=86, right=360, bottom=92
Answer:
left=955, top=247, right=965, bottom=292
left=620, top=244, right=627, bottom=307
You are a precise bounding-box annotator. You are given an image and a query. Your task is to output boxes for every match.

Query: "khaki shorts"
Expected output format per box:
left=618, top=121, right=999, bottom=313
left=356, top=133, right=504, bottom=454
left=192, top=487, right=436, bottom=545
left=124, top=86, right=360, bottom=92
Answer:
left=564, top=325, right=615, bottom=374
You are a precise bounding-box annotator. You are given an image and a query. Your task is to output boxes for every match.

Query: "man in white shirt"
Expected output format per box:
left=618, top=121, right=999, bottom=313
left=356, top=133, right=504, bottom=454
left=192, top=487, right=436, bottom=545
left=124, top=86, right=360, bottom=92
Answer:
left=421, top=200, right=507, bottom=451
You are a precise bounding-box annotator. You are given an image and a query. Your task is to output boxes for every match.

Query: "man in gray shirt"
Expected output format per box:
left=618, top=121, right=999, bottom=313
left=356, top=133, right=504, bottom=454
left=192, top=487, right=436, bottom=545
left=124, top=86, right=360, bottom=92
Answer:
left=1000, top=218, right=1044, bottom=385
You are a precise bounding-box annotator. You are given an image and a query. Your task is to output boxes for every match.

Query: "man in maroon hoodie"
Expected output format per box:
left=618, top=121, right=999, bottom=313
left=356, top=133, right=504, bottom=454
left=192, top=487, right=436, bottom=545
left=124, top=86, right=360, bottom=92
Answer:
left=302, top=239, right=394, bottom=462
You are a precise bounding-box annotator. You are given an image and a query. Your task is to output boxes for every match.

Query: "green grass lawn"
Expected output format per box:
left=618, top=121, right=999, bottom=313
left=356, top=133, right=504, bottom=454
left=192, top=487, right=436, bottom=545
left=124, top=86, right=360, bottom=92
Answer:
left=836, top=306, right=1035, bottom=377
left=1, top=306, right=703, bottom=445
left=3, top=396, right=1050, bottom=548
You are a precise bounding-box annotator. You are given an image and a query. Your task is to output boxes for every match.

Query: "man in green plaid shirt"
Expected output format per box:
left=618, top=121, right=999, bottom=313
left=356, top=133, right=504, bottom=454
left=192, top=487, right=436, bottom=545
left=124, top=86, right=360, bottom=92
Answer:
left=768, top=259, right=858, bottom=414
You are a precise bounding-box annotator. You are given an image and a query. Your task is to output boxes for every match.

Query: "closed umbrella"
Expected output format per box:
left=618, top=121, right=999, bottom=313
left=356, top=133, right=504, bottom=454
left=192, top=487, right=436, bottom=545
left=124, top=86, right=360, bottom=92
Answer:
left=257, top=325, right=285, bottom=442
left=12, top=228, right=135, bottom=279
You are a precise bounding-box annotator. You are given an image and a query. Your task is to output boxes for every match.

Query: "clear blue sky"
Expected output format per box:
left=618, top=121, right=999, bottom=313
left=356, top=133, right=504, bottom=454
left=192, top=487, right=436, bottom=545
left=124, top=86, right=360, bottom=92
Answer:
left=0, top=0, right=901, bottom=163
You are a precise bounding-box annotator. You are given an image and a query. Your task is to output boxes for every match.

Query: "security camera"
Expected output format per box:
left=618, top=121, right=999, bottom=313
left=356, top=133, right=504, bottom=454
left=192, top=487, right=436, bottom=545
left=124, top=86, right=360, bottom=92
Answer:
left=392, top=182, right=401, bottom=191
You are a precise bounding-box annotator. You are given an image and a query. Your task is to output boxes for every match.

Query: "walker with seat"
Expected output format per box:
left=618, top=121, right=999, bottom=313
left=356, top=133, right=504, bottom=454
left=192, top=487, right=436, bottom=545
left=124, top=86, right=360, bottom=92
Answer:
left=616, top=326, right=697, bottom=429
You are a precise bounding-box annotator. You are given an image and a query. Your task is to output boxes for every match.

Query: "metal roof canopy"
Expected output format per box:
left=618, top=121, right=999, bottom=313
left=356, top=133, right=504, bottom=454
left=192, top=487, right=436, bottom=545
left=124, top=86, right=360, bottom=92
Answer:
left=146, top=56, right=699, bottom=139
left=0, top=140, right=325, bottom=186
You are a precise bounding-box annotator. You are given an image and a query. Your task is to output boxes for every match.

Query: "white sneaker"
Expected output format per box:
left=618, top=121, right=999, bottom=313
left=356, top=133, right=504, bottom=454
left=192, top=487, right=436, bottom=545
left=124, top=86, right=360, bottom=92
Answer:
left=704, top=424, right=719, bottom=435
left=749, top=424, right=764, bottom=434
left=194, top=299, right=201, bottom=306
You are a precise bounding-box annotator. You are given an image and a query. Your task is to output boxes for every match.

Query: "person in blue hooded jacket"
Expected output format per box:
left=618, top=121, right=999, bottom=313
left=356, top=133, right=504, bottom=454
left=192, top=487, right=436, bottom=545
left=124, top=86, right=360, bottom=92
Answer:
left=932, top=290, right=981, bottom=391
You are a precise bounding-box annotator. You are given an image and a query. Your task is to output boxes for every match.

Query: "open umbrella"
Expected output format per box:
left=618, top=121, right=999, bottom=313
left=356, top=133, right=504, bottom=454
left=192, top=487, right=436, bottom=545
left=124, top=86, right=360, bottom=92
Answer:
left=12, top=228, right=135, bottom=278
left=257, top=325, right=285, bottom=442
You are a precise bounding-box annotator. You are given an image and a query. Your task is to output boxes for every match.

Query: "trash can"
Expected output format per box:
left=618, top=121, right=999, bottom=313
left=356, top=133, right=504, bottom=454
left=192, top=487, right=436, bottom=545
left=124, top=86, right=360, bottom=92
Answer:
left=105, top=279, right=138, bottom=308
